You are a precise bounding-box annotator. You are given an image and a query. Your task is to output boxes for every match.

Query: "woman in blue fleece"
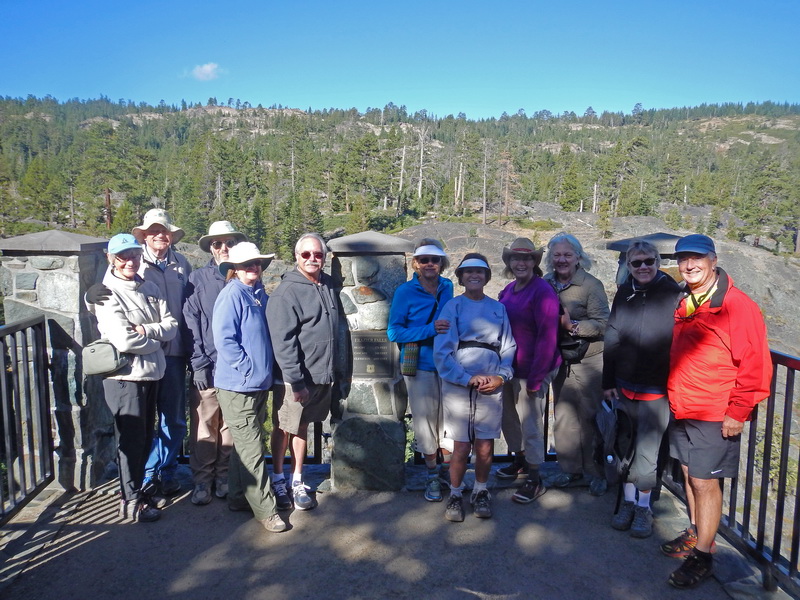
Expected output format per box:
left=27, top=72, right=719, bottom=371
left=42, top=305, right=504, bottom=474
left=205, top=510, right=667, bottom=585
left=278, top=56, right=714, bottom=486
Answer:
left=388, top=239, right=454, bottom=502
left=212, top=242, right=286, bottom=534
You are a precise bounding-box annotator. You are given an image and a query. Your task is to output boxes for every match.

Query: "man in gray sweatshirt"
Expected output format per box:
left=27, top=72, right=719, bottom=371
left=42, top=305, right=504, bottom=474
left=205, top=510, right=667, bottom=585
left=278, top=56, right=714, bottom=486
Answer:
left=266, top=233, right=340, bottom=513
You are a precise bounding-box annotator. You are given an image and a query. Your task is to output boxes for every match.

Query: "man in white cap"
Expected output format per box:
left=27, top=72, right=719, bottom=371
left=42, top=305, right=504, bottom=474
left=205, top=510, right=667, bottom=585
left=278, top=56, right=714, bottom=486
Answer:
left=131, top=208, right=192, bottom=500
left=183, top=221, right=248, bottom=505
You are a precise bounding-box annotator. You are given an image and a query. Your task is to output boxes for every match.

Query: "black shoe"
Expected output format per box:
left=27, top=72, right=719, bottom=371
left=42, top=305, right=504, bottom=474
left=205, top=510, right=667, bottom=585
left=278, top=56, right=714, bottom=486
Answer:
left=496, top=457, right=529, bottom=480
left=668, top=551, right=713, bottom=589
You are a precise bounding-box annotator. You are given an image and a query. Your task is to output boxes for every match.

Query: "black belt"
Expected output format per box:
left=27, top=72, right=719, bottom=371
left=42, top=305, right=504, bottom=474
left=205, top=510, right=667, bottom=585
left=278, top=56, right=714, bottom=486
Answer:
left=458, top=341, right=499, bottom=355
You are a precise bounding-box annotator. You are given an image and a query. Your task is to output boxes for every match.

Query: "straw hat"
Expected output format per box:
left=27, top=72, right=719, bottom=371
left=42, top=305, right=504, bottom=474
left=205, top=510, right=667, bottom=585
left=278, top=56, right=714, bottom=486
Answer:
left=218, top=242, right=275, bottom=275
left=132, top=208, right=185, bottom=244
left=501, top=237, right=544, bottom=268
left=198, top=221, right=248, bottom=252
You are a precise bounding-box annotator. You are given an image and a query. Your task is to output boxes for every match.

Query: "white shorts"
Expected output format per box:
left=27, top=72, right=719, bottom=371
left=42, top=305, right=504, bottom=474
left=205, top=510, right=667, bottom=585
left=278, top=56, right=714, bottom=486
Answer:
left=441, top=380, right=502, bottom=442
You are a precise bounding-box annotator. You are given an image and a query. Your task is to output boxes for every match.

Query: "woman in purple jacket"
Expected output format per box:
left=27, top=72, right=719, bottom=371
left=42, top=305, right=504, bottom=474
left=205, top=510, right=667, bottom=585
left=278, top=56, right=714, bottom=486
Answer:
left=497, top=238, right=562, bottom=504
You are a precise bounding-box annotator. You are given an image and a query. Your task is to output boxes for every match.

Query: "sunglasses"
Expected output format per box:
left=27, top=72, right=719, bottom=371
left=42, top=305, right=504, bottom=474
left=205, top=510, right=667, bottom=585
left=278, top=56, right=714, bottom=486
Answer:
left=416, top=256, right=441, bottom=265
left=238, top=260, right=262, bottom=270
left=300, top=251, right=325, bottom=260
left=629, top=258, right=656, bottom=268
left=211, top=239, right=238, bottom=250
left=115, top=252, right=141, bottom=263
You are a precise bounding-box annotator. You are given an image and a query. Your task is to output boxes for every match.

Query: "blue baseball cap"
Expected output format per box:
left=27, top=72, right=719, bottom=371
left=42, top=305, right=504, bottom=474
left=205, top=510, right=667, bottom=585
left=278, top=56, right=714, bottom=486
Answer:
left=108, top=233, right=142, bottom=255
left=675, top=234, right=716, bottom=255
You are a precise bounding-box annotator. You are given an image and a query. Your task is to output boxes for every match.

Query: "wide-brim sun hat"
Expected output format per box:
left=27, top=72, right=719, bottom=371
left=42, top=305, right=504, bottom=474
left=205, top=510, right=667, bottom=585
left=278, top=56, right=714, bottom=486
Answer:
left=674, top=234, right=716, bottom=255
left=198, top=220, right=248, bottom=252
left=218, top=242, right=275, bottom=275
left=501, top=237, right=544, bottom=268
left=107, top=233, right=141, bottom=255
left=132, top=208, right=185, bottom=244
left=412, top=244, right=447, bottom=258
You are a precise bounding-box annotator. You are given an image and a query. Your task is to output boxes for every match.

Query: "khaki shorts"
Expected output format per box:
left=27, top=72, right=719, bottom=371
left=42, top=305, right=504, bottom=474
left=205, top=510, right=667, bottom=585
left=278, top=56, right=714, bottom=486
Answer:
left=272, top=382, right=331, bottom=435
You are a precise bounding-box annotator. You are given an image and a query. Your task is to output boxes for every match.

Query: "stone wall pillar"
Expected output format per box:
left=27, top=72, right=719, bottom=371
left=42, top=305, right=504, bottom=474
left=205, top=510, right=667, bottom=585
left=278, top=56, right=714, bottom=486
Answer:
left=0, top=231, right=111, bottom=491
left=327, top=232, right=414, bottom=491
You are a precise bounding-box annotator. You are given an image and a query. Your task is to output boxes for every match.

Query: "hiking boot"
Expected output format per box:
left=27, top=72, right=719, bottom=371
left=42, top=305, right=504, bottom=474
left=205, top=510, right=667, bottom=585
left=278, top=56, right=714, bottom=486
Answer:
left=661, top=528, right=717, bottom=558
left=260, top=513, right=288, bottom=533
left=630, top=505, right=654, bottom=538
left=589, top=477, right=608, bottom=497
left=191, top=483, right=212, bottom=506
left=668, top=551, right=713, bottom=588
left=512, top=479, right=546, bottom=504
left=292, top=481, right=318, bottom=511
left=496, top=457, right=529, bottom=480
left=160, top=477, right=182, bottom=496
left=134, top=502, right=161, bottom=523
left=550, top=472, right=588, bottom=488
left=272, top=479, right=293, bottom=511
left=214, top=477, right=228, bottom=499
left=445, top=494, right=465, bottom=522
left=470, top=490, right=492, bottom=518
left=611, top=501, right=636, bottom=531
left=424, top=477, right=443, bottom=502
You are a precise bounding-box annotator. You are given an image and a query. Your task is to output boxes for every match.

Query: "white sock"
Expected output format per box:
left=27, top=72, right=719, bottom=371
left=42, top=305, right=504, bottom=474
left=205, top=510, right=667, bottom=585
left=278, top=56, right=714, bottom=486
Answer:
left=637, top=490, right=651, bottom=508
left=292, top=474, right=303, bottom=487
left=449, top=484, right=463, bottom=497
left=473, top=480, right=488, bottom=494
left=624, top=482, right=636, bottom=503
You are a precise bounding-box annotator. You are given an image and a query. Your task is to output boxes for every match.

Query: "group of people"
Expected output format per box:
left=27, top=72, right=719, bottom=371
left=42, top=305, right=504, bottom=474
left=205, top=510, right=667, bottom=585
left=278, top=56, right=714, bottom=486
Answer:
left=389, top=231, right=770, bottom=590
left=88, top=209, right=339, bottom=534
left=88, top=212, right=771, bottom=589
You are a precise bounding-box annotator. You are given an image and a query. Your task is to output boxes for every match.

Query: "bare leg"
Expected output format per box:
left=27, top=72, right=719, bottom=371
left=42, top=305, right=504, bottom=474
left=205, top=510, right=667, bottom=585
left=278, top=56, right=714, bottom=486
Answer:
left=473, top=439, right=494, bottom=484
left=688, top=475, right=721, bottom=552
left=290, top=422, right=309, bottom=479
left=449, top=441, right=471, bottom=490
left=681, top=464, right=696, bottom=527
left=270, top=427, right=289, bottom=476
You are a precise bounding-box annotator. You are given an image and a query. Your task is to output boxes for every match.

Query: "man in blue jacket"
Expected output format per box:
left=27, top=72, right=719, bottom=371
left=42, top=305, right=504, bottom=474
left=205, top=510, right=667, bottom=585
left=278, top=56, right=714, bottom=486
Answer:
left=183, top=221, right=248, bottom=505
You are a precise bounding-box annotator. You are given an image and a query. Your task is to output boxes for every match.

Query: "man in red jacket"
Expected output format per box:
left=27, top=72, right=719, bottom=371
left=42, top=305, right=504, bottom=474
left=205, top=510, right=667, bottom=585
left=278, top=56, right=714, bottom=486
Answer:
left=663, top=234, right=771, bottom=589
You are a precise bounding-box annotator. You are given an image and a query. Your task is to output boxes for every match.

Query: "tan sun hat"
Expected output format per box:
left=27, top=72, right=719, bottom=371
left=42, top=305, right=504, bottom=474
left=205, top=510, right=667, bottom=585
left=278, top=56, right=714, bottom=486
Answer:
left=132, top=208, right=185, bottom=244
left=218, top=242, right=275, bottom=275
left=501, top=237, right=544, bottom=268
left=198, top=221, right=248, bottom=252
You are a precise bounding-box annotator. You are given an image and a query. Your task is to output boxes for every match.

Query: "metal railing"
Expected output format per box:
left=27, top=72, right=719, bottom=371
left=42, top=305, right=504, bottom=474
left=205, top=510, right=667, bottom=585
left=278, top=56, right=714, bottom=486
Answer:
left=662, top=350, right=800, bottom=596
left=0, top=315, right=54, bottom=526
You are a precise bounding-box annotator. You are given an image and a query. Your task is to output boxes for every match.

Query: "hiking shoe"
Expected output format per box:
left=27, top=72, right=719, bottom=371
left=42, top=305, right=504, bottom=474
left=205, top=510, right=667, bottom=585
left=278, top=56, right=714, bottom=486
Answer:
left=141, top=480, right=167, bottom=509
left=134, top=502, right=161, bottom=523
left=470, top=490, right=492, bottom=518
left=589, top=477, right=608, bottom=497
left=550, top=472, right=588, bottom=488
left=512, top=479, right=546, bottom=504
left=272, top=479, right=293, bottom=511
left=191, top=483, right=212, bottom=506
left=661, top=528, right=717, bottom=558
left=630, top=505, right=654, bottom=538
left=424, top=477, right=443, bottom=502
left=160, top=477, right=182, bottom=496
left=260, top=513, right=288, bottom=533
left=496, top=459, right=529, bottom=480
left=445, top=494, right=465, bottom=522
left=292, top=481, right=318, bottom=511
left=611, top=501, right=636, bottom=531
left=214, top=477, right=228, bottom=499
left=668, top=551, right=713, bottom=588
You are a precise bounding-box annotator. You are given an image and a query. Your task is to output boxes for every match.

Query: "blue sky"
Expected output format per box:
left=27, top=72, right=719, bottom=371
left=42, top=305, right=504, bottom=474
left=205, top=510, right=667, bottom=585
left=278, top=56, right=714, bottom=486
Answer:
left=1, top=1, right=798, bottom=120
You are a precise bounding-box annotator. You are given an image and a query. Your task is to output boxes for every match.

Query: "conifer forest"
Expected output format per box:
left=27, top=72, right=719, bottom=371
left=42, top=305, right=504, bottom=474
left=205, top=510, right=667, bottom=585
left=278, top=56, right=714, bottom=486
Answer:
left=1, top=96, right=799, bottom=258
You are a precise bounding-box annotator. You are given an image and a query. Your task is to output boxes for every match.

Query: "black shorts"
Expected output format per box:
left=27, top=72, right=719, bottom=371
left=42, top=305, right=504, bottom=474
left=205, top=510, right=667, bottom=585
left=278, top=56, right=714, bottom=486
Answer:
left=669, top=418, right=741, bottom=479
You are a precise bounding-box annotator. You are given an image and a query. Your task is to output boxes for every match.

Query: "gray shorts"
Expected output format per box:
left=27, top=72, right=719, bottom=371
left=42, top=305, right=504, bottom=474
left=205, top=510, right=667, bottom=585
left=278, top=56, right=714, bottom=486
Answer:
left=441, top=380, right=502, bottom=442
left=272, top=382, right=331, bottom=435
left=669, top=418, right=741, bottom=479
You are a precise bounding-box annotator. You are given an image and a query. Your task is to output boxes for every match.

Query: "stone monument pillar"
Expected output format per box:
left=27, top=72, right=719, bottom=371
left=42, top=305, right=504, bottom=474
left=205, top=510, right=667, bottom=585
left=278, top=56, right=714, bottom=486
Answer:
left=327, top=231, right=414, bottom=491
left=0, top=230, right=111, bottom=491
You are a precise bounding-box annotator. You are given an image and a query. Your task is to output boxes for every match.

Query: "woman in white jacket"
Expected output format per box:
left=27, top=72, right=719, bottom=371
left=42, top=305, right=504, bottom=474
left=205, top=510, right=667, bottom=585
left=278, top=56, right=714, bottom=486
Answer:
left=90, top=233, right=177, bottom=523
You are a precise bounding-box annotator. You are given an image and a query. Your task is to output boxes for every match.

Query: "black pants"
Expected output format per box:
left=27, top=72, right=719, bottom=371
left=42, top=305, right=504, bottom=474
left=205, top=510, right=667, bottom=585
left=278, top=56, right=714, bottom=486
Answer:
left=103, top=379, right=158, bottom=502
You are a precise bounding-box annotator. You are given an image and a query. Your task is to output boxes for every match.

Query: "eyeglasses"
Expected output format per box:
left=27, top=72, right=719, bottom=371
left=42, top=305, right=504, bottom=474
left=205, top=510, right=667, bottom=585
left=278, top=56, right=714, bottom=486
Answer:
left=114, top=252, right=141, bottom=263
left=416, top=256, right=441, bottom=265
left=629, top=258, right=656, bottom=268
left=300, top=251, right=324, bottom=260
left=211, top=239, right=238, bottom=250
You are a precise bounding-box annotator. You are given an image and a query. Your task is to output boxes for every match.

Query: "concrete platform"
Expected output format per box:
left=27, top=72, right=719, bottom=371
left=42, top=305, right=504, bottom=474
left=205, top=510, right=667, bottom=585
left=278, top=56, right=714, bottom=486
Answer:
left=0, top=463, right=787, bottom=600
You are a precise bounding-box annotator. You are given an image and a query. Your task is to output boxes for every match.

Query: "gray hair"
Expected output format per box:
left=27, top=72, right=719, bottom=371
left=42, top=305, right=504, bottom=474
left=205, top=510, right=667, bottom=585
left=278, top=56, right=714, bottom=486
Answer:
left=294, top=232, right=329, bottom=256
left=626, top=239, right=661, bottom=267
left=414, top=238, right=450, bottom=272
left=544, top=232, right=593, bottom=272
